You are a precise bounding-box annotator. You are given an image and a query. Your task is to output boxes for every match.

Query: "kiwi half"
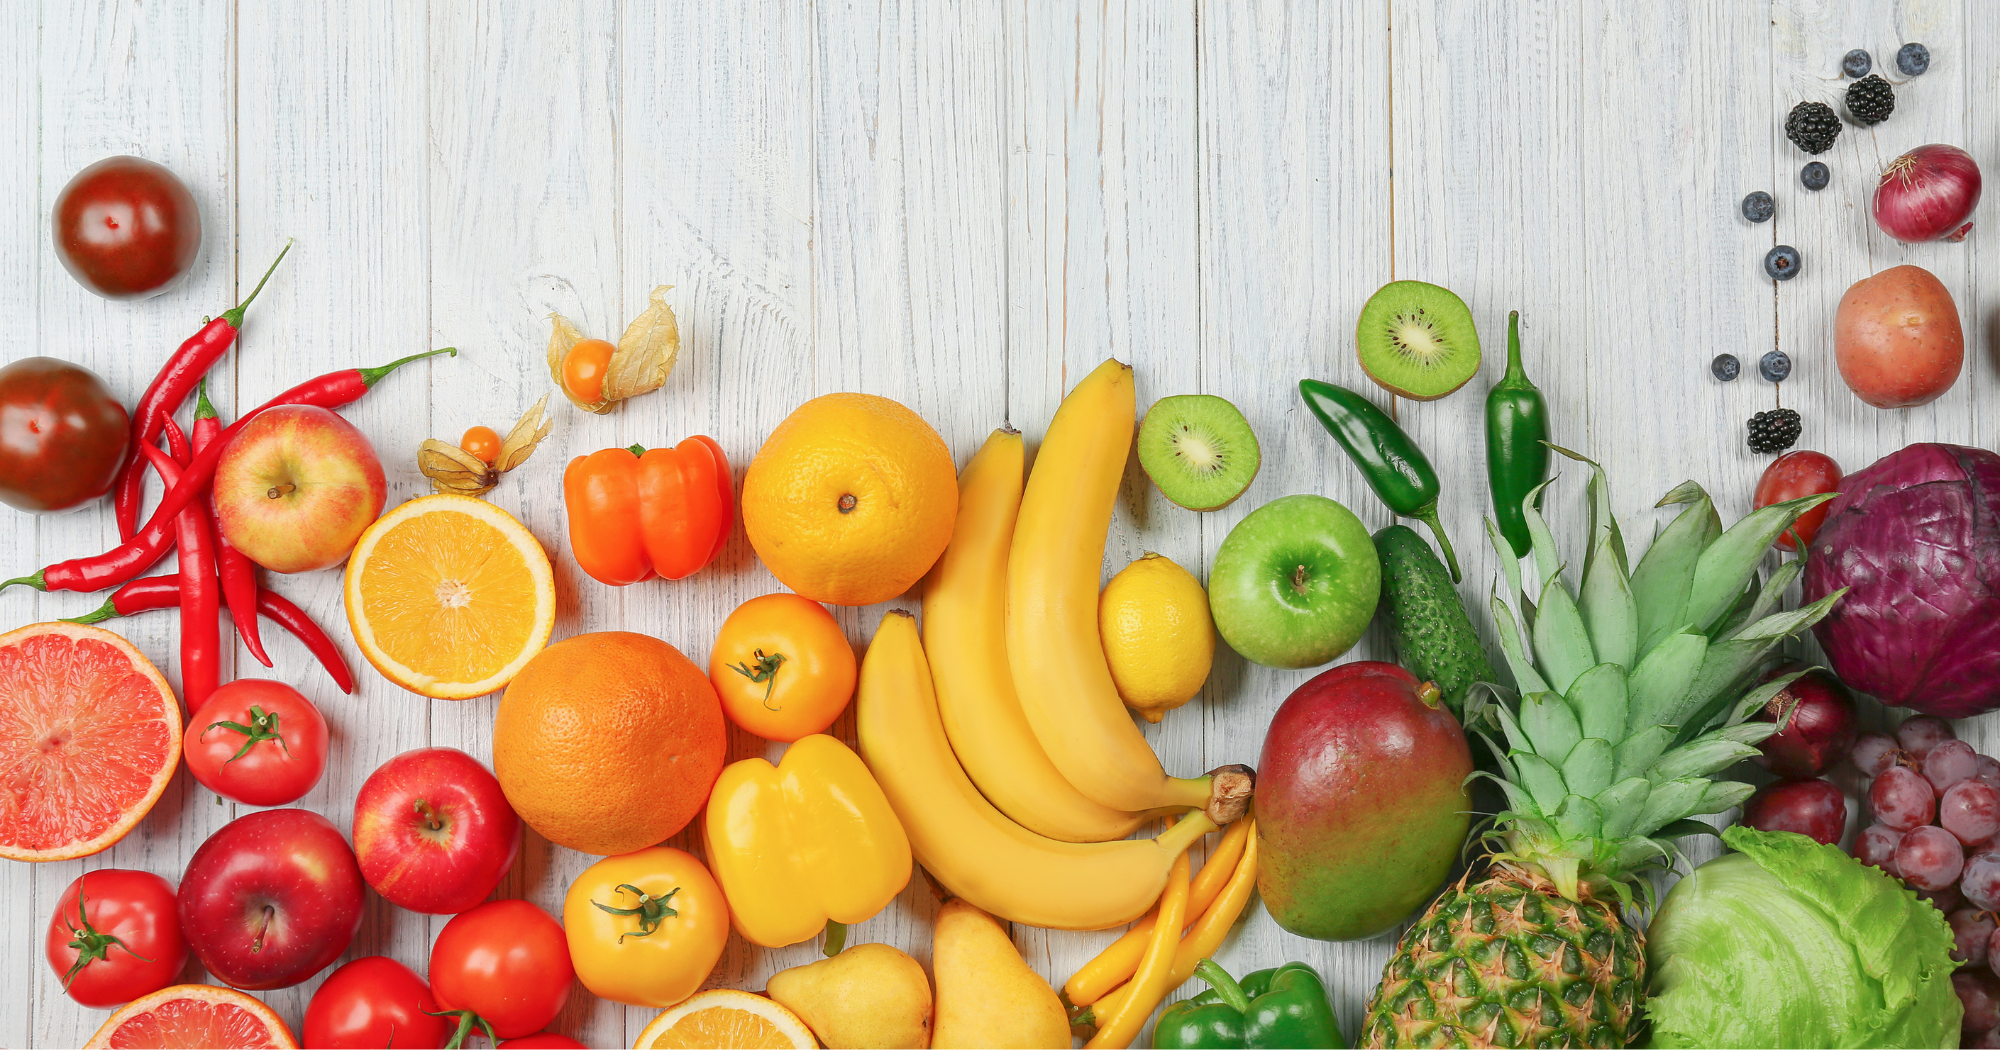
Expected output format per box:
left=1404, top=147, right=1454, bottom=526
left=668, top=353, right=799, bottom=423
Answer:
left=1356, top=280, right=1481, bottom=400
left=1137, top=394, right=1261, bottom=511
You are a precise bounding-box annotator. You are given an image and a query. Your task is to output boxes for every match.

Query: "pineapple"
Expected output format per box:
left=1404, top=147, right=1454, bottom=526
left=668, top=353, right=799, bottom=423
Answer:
left=1363, top=448, right=1843, bottom=1049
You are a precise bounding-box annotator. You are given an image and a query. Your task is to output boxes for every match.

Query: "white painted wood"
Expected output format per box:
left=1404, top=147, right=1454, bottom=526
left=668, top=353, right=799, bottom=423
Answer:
left=231, top=0, right=435, bottom=1032
left=4, top=1, right=1999, bottom=1046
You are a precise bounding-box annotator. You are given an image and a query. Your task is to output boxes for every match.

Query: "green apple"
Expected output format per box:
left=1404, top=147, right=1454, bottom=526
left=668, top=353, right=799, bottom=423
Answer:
left=1208, top=494, right=1379, bottom=669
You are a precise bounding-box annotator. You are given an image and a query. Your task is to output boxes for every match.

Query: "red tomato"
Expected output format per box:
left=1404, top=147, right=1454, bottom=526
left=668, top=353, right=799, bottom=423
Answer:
left=1753, top=450, right=1844, bottom=551
left=304, top=956, right=452, bottom=1049
left=44, top=869, right=187, bottom=1008
left=52, top=155, right=202, bottom=300
left=500, top=1036, right=589, bottom=1049
left=429, top=900, right=574, bottom=1040
left=185, top=679, right=330, bottom=806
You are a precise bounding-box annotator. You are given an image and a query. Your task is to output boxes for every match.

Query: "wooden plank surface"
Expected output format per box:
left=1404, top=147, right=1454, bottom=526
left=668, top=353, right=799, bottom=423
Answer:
left=4, top=1, right=1996, bottom=1046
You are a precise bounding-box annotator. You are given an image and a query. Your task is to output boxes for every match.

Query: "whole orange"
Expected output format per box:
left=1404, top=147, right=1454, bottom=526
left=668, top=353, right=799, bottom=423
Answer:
left=492, top=632, right=725, bottom=855
left=742, top=393, right=957, bottom=606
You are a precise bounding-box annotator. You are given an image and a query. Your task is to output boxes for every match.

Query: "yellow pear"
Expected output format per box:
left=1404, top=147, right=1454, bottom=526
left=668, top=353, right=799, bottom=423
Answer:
left=931, top=899, right=1069, bottom=1049
left=766, top=942, right=933, bottom=1049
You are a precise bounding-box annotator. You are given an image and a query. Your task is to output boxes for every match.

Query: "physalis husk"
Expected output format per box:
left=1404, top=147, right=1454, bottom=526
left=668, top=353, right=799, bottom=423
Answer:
left=546, top=284, right=680, bottom=413
left=419, top=394, right=553, bottom=497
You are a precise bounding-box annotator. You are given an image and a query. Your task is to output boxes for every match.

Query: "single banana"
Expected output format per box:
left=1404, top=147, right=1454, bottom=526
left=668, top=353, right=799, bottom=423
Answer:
left=858, top=610, right=1216, bottom=930
left=1008, top=359, right=1249, bottom=817
left=927, top=428, right=1173, bottom=842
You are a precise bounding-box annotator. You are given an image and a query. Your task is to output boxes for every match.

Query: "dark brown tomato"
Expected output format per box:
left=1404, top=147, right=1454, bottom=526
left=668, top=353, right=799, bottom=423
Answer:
left=53, top=156, right=202, bottom=300
left=0, top=357, right=130, bottom=512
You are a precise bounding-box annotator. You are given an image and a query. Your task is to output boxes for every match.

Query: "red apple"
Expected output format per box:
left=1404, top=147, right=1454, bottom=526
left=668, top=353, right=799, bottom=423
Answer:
left=177, top=808, right=365, bottom=990
left=1834, top=264, right=1964, bottom=409
left=213, top=404, right=386, bottom=573
left=354, top=747, right=522, bottom=914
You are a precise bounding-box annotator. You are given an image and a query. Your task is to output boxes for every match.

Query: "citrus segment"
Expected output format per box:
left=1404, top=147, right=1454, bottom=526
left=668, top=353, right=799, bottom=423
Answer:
left=0, top=622, right=180, bottom=861
left=741, top=392, right=957, bottom=607
left=344, top=494, right=555, bottom=699
left=86, top=984, right=298, bottom=1049
left=633, top=989, right=815, bottom=1049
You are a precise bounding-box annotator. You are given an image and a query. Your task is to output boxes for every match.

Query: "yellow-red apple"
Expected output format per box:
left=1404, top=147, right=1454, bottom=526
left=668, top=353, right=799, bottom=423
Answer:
left=213, top=405, right=385, bottom=572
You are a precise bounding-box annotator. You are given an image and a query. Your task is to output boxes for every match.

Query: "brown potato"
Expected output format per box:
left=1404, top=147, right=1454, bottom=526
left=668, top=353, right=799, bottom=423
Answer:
left=1834, top=264, right=1964, bottom=409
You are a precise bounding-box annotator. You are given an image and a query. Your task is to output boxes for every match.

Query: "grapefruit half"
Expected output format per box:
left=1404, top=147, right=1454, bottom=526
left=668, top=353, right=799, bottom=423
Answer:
left=0, top=622, right=181, bottom=861
left=86, top=984, right=298, bottom=1048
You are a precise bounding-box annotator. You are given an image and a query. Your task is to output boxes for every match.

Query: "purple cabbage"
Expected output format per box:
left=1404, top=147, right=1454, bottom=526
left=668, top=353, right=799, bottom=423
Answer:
left=1802, top=443, right=2000, bottom=718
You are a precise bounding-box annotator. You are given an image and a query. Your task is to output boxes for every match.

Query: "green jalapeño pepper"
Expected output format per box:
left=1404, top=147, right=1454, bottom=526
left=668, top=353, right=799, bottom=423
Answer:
left=1153, top=959, right=1345, bottom=1049
left=1484, top=310, right=1550, bottom=559
left=1298, top=379, right=1461, bottom=582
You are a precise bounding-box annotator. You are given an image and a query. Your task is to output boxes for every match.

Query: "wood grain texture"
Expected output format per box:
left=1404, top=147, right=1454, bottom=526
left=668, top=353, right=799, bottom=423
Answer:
left=5, top=2, right=1999, bottom=1046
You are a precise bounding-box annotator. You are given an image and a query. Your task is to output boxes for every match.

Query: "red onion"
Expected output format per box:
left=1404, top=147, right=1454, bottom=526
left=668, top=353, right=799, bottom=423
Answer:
left=1874, top=144, right=1982, bottom=242
left=1754, top=667, right=1859, bottom=777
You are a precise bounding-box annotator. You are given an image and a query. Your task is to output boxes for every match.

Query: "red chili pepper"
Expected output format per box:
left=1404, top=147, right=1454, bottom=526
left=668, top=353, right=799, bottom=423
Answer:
left=2, top=348, right=453, bottom=595
left=160, top=417, right=191, bottom=467
left=194, top=383, right=270, bottom=668
left=64, top=575, right=355, bottom=694
left=114, top=242, right=291, bottom=538
left=134, top=444, right=219, bottom=707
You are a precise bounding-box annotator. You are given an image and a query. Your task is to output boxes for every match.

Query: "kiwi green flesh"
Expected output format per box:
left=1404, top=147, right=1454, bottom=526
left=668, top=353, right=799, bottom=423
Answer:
left=1137, top=394, right=1261, bottom=512
left=1356, top=280, right=1481, bottom=401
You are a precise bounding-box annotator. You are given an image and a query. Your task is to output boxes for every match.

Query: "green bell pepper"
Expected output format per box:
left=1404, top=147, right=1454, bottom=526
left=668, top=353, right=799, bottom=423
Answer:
left=1151, top=959, right=1344, bottom=1049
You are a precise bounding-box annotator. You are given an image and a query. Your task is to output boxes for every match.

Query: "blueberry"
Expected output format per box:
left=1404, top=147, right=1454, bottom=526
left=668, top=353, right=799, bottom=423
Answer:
left=1712, top=354, right=1741, bottom=382
left=1843, top=49, right=1872, bottom=77
left=1801, top=161, right=1830, bottom=191
left=1898, top=42, right=1930, bottom=76
left=1742, top=191, right=1775, bottom=223
left=1759, top=350, right=1792, bottom=382
left=1765, top=244, right=1802, bottom=281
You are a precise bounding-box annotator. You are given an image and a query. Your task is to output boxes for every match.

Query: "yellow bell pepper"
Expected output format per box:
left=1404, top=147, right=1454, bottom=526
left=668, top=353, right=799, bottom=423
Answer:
left=702, top=733, right=912, bottom=948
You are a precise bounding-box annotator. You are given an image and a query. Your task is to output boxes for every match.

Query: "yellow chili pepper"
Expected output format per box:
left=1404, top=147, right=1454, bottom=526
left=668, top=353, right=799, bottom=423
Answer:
left=1086, top=846, right=1190, bottom=1050
left=701, top=733, right=912, bottom=948
left=1087, top=818, right=1259, bottom=1026
left=1065, top=817, right=1250, bottom=1006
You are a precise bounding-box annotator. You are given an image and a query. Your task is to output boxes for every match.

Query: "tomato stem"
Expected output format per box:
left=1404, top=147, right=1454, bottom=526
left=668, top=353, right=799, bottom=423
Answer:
left=427, top=1008, right=498, bottom=1050
left=727, top=649, right=788, bottom=710
left=209, top=705, right=292, bottom=763
left=58, top=887, right=151, bottom=990
left=591, top=883, right=681, bottom=943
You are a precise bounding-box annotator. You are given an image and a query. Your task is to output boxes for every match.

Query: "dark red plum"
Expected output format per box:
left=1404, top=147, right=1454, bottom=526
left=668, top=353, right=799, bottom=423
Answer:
left=1740, top=778, right=1847, bottom=845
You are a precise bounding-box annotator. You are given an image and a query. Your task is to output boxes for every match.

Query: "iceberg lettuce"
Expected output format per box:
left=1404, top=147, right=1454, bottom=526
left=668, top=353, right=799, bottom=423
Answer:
left=1644, top=826, right=1960, bottom=1048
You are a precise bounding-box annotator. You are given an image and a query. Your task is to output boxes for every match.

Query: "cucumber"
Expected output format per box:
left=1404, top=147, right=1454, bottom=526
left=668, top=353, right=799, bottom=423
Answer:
left=1374, top=524, right=1497, bottom=713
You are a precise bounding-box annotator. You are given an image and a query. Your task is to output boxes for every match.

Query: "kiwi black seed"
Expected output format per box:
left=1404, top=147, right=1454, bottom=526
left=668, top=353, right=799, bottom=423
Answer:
left=1136, top=395, right=1261, bottom=512
left=1355, top=280, right=1482, bottom=400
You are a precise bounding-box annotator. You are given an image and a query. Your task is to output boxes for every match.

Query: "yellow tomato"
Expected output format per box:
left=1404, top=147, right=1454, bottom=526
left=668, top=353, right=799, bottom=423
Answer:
left=708, top=593, right=857, bottom=742
left=563, top=846, right=730, bottom=1008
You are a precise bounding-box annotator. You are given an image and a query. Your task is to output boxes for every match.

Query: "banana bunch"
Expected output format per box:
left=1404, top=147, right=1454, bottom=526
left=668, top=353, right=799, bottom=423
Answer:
left=855, top=360, right=1252, bottom=930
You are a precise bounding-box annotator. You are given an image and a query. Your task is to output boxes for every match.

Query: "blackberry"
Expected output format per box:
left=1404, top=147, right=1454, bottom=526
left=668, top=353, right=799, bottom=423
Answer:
left=1764, top=245, right=1802, bottom=281
left=1759, top=350, right=1792, bottom=382
left=1741, top=191, right=1774, bottom=223
left=1747, top=408, right=1802, bottom=454
left=1711, top=354, right=1741, bottom=381
left=1898, top=43, right=1930, bottom=77
left=1801, top=161, right=1830, bottom=191
left=1845, top=75, right=1895, bottom=126
left=1786, top=101, right=1842, bottom=154
left=1843, top=49, right=1872, bottom=77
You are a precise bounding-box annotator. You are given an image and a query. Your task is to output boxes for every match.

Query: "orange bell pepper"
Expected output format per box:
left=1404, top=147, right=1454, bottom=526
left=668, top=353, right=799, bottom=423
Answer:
left=702, top=733, right=912, bottom=949
left=563, top=437, right=733, bottom=585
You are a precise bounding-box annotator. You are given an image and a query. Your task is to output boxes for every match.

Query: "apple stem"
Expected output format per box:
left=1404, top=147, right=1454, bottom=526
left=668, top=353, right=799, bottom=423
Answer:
left=415, top=799, right=444, bottom=831
left=266, top=483, right=295, bottom=499
left=1290, top=564, right=1309, bottom=594
left=250, top=904, right=274, bottom=954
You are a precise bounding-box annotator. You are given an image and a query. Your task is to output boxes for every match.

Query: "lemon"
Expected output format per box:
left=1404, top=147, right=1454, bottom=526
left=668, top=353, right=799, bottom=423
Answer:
left=1098, top=552, right=1214, bottom=722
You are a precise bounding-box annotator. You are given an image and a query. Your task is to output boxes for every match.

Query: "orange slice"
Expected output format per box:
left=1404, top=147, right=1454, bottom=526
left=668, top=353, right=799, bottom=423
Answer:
left=86, top=984, right=299, bottom=1048
left=344, top=494, right=556, bottom=699
left=633, top=989, right=817, bottom=1049
left=0, top=622, right=180, bottom=861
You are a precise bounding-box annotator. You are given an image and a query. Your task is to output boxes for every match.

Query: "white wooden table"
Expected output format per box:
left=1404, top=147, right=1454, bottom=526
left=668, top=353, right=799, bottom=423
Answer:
left=3, top=1, right=1994, bottom=1046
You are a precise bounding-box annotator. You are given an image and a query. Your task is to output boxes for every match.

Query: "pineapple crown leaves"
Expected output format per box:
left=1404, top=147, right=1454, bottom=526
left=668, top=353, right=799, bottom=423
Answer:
left=1477, top=445, right=1845, bottom=900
